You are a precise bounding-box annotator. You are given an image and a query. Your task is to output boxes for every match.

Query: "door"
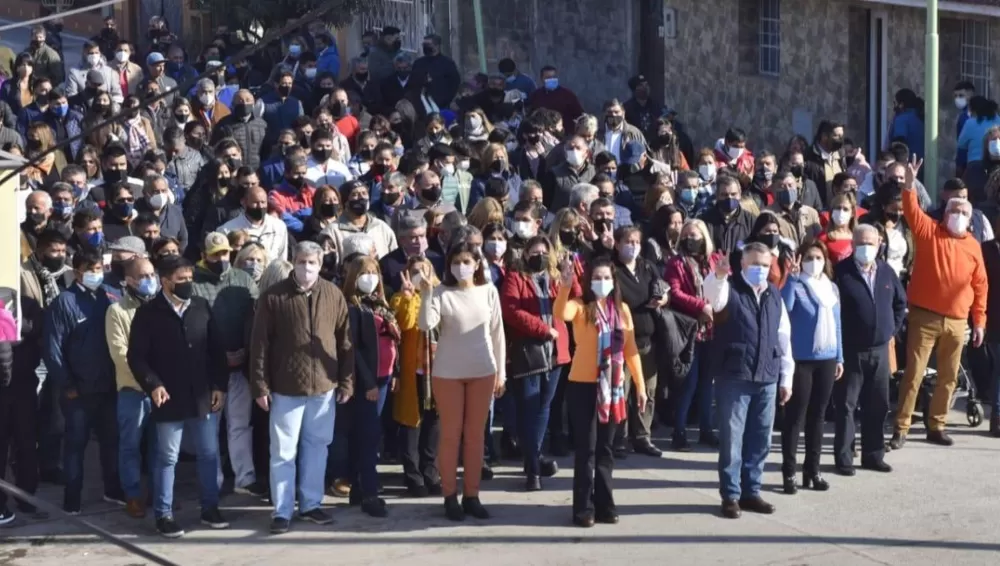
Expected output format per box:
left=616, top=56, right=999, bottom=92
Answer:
left=638, top=0, right=665, bottom=103
left=867, top=9, right=889, bottom=161
left=358, top=0, right=432, bottom=53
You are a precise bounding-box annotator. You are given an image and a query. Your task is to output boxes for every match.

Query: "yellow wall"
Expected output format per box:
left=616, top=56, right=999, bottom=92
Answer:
left=0, top=172, right=20, bottom=291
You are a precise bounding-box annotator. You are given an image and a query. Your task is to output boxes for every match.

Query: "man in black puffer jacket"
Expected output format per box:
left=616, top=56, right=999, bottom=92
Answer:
left=213, top=89, right=267, bottom=171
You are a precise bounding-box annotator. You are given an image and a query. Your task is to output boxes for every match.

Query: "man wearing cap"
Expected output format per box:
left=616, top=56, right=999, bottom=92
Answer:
left=619, top=139, right=671, bottom=206
left=143, top=52, right=177, bottom=108
left=624, top=75, right=666, bottom=139
left=191, top=233, right=263, bottom=498
left=66, top=41, right=123, bottom=106
left=367, top=26, right=403, bottom=84
left=597, top=98, right=648, bottom=163
left=66, top=70, right=106, bottom=113
left=105, top=236, right=148, bottom=299
left=192, top=78, right=230, bottom=135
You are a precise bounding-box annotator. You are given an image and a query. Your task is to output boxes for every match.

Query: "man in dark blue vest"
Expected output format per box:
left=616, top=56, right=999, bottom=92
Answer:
left=704, top=241, right=794, bottom=519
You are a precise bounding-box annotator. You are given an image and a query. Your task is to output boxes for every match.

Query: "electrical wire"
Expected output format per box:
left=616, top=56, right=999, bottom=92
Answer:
left=0, top=0, right=341, bottom=187
left=0, top=0, right=126, bottom=33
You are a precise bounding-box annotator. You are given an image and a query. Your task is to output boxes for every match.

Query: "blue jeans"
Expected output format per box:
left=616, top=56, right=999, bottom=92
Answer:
left=510, top=368, right=562, bottom=476
left=153, top=413, right=220, bottom=518
left=270, top=391, right=335, bottom=520
left=349, top=383, right=387, bottom=498
left=62, top=392, right=119, bottom=509
left=716, top=379, right=776, bottom=501
left=675, top=342, right=714, bottom=440
left=116, top=389, right=155, bottom=500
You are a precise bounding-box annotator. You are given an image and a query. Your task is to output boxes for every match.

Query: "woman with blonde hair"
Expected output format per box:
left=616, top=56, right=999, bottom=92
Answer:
left=24, top=121, right=66, bottom=187
left=234, top=241, right=268, bottom=283
left=391, top=256, right=443, bottom=497
left=462, top=107, right=494, bottom=144
left=817, top=193, right=857, bottom=265
left=642, top=173, right=675, bottom=221
left=470, top=142, right=522, bottom=208
left=467, top=197, right=505, bottom=231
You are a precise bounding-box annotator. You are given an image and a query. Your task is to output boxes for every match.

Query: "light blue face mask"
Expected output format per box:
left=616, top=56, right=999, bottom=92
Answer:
left=137, top=277, right=159, bottom=297
left=543, top=77, right=559, bottom=90
left=743, top=265, right=769, bottom=287
left=81, top=271, right=104, bottom=291
left=590, top=279, right=614, bottom=298
left=679, top=188, right=698, bottom=204
left=854, top=244, right=877, bottom=264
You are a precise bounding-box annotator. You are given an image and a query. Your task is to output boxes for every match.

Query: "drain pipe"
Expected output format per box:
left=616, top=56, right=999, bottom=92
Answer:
left=472, top=0, right=487, bottom=73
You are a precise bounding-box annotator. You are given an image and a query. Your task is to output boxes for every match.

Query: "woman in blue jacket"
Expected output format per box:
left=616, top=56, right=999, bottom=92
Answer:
left=779, top=239, right=843, bottom=495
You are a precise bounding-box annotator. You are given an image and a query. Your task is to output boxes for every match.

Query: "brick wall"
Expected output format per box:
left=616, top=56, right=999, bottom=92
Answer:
left=0, top=0, right=106, bottom=36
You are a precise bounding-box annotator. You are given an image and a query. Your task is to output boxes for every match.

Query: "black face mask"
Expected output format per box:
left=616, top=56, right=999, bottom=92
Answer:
left=227, top=157, right=242, bottom=171
left=488, top=87, right=504, bottom=98
left=109, top=261, right=126, bottom=280
left=490, top=160, right=505, bottom=173
left=381, top=191, right=402, bottom=206
left=789, top=165, right=804, bottom=177
left=885, top=211, right=901, bottom=223
left=103, top=169, right=125, bottom=184
left=605, top=115, right=624, bottom=129
left=391, top=39, right=402, bottom=51
left=679, top=237, right=704, bottom=256
left=286, top=176, right=305, bottom=189
left=526, top=254, right=548, bottom=273
left=347, top=198, right=369, bottom=216
left=758, top=233, right=781, bottom=249
left=232, top=103, right=251, bottom=120
left=559, top=230, right=577, bottom=247
left=421, top=186, right=442, bottom=202
left=353, top=72, right=369, bottom=83
left=277, top=85, right=291, bottom=97
left=26, top=139, right=42, bottom=152
left=141, top=236, right=156, bottom=252
left=246, top=207, right=265, bottom=221
left=27, top=212, right=46, bottom=226
left=844, top=155, right=856, bottom=167
left=312, top=148, right=333, bottom=162
left=322, top=252, right=339, bottom=272
left=319, top=202, right=339, bottom=218
left=396, top=70, right=410, bottom=81
left=41, top=255, right=65, bottom=272
left=329, top=101, right=347, bottom=117
left=172, top=281, right=194, bottom=300
left=422, top=44, right=435, bottom=56
left=593, top=218, right=613, bottom=235
left=207, top=260, right=229, bottom=275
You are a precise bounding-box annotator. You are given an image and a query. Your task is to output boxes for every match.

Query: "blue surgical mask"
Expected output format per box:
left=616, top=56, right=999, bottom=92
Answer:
left=590, top=279, right=614, bottom=298
left=53, top=103, right=69, bottom=117
left=854, top=244, right=877, bottom=265
left=543, top=77, right=559, bottom=90
left=393, top=146, right=404, bottom=157
left=137, top=277, right=159, bottom=297
left=778, top=188, right=798, bottom=207
left=743, top=265, right=769, bottom=287
left=288, top=44, right=302, bottom=58
left=680, top=188, right=698, bottom=204
left=81, top=271, right=104, bottom=291
left=86, top=231, right=104, bottom=248
left=54, top=203, right=74, bottom=218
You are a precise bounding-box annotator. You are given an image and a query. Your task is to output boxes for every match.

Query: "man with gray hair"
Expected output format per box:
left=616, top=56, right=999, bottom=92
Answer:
left=832, top=223, right=906, bottom=476
left=380, top=213, right=445, bottom=293
left=250, top=240, right=354, bottom=534
left=543, top=135, right=596, bottom=211
left=703, top=240, right=794, bottom=519
left=374, top=171, right=408, bottom=225
left=138, top=173, right=188, bottom=251
left=412, top=33, right=460, bottom=108
left=193, top=78, right=231, bottom=134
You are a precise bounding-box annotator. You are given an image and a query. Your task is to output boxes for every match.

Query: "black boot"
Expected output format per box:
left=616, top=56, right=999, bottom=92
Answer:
left=443, top=495, right=464, bottom=521
left=462, top=496, right=490, bottom=519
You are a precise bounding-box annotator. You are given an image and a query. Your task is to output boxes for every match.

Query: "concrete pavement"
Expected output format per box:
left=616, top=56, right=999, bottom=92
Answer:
left=1, top=406, right=999, bottom=566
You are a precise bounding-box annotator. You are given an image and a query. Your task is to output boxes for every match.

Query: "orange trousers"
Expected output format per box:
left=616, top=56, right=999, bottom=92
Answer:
left=431, top=376, right=494, bottom=497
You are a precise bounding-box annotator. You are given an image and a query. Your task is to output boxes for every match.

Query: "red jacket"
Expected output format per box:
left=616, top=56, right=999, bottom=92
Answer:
left=664, top=252, right=723, bottom=340
left=713, top=141, right=755, bottom=180
left=500, top=270, right=581, bottom=367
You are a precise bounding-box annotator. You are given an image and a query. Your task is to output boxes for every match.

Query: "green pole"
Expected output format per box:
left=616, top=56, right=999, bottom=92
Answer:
left=472, top=0, right=488, bottom=73
left=925, top=0, right=939, bottom=199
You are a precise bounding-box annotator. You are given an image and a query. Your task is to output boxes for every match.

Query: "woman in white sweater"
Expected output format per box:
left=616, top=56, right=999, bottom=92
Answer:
left=419, top=241, right=506, bottom=522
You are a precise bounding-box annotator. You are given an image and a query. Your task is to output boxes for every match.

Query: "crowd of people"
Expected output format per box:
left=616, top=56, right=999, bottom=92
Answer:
left=0, top=18, right=996, bottom=539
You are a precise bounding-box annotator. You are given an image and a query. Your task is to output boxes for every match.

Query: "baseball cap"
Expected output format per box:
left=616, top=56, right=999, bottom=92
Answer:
left=381, top=25, right=401, bottom=36
left=627, top=75, right=648, bottom=91
left=146, top=52, right=165, bottom=65
left=203, top=232, right=232, bottom=256
left=109, top=236, right=148, bottom=256
left=620, top=140, right=646, bottom=167
left=86, top=69, right=105, bottom=86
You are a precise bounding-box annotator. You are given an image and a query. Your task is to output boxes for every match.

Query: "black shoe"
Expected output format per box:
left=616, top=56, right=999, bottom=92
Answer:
left=861, top=459, right=893, bottom=473
left=480, top=465, right=495, bottom=481
left=721, top=499, right=742, bottom=519
left=0, top=507, right=15, bottom=526
left=698, top=432, right=720, bottom=448
left=39, top=468, right=64, bottom=485
left=782, top=475, right=798, bottom=495
left=200, top=507, right=230, bottom=529
left=573, top=511, right=595, bottom=528
left=444, top=495, right=465, bottom=521
left=234, top=480, right=269, bottom=498
left=834, top=465, right=856, bottom=477
left=539, top=457, right=559, bottom=477
left=156, top=516, right=185, bottom=538
left=407, top=484, right=429, bottom=498
left=738, top=495, right=775, bottom=514
left=612, top=445, right=628, bottom=460
left=671, top=435, right=692, bottom=452
left=298, top=507, right=333, bottom=525
left=348, top=489, right=362, bottom=507
left=501, top=434, right=522, bottom=459
left=802, top=473, right=830, bottom=491
left=632, top=440, right=663, bottom=457
left=361, top=497, right=388, bottom=518
left=426, top=482, right=443, bottom=496
left=889, top=431, right=907, bottom=450
left=595, top=508, right=619, bottom=524
left=525, top=475, right=541, bottom=492
left=991, top=415, right=1000, bottom=437
left=269, top=516, right=290, bottom=534
left=926, top=430, right=954, bottom=446
left=462, top=496, right=490, bottom=519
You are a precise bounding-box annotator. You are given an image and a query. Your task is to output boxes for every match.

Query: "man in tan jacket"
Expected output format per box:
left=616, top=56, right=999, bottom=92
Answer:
left=766, top=171, right=822, bottom=246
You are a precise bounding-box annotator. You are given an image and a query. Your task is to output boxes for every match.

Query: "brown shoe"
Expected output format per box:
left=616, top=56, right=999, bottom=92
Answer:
left=125, top=498, right=146, bottom=519
left=721, top=499, right=742, bottom=519
left=327, top=478, right=351, bottom=498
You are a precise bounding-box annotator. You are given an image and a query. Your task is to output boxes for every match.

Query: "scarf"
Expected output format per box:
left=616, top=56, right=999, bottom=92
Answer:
left=532, top=272, right=555, bottom=364
left=357, top=294, right=401, bottom=343
left=595, top=299, right=626, bottom=424
left=802, top=272, right=838, bottom=354
left=25, top=153, right=55, bottom=184
left=125, top=116, right=150, bottom=161
left=29, top=254, right=63, bottom=306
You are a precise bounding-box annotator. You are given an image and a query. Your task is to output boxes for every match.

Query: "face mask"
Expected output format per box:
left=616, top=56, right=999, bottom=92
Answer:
left=354, top=72, right=369, bottom=83
left=207, top=260, right=229, bottom=275
left=115, top=51, right=128, bottom=63
left=947, top=213, right=970, bottom=235
left=175, top=113, right=190, bottom=124
left=312, top=148, right=333, bottom=162
left=885, top=211, right=901, bottom=223
left=41, top=255, right=65, bottom=271
left=322, top=253, right=339, bottom=273
left=294, top=263, right=320, bottom=286
left=490, top=159, right=506, bottom=173
left=451, top=263, right=476, bottom=281
left=421, top=186, right=442, bottom=202
left=86, top=53, right=101, bottom=67
left=566, top=149, right=585, bottom=167
left=513, top=221, right=534, bottom=239
left=380, top=191, right=401, bottom=207
left=618, top=243, right=640, bottom=261
left=605, top=115, right=624, bottom=129
left=955, top=96, right=968, bottom=110
left=727, top=146, right=744, bottom=160
left=989, top=139, right=1000, bottom=158
left=543, top=77, right=559, bottom=90
left=790, top=164, right=804, bottom=177
left=679, top=188, right=698, bottom=205
left=277, top=85, right=291, bottom=97
left=149, top=193, right=169, bottom=210
left=526, top=253, right=549, bottom=273
left=86, top=231, right=104, bottom=248
left=680, top=237, right=703, bottom=255
left=743, top=265, right=768, bottom=287
left=171, top=281, right=194, bottom=300
left=699, top=164, right=716, bottom=181
left=286, top=176, right=305, bottom=189
left=199, top=93, right=215, bottom=106
left=716, top=197, right=740, bottom=214
left=347, top=199, right=370, bottom=216
left=356, top=273, right=379, bottom=295
left=484, top=240, right=507, bottom=258
left=396, top=70, right=410, bottom=81
left=559, top=230, right=577, bottom=247
left=288, top=44, right=302, bottom=58
left=53, top=104, right=68, bottom=117
left=232, top=103, right=251, bottom=120
left=758, top=233, right=781, bottom=250
left=27, top=211, right=46, bottom=226
left=391, top=39, right=403, bottom=51
left=304, top=68, right=317, bottom=80
left=81, top=271, right=104, bottom=291
left=467, top=115, right=483, bottom=130
left=54, top=204, right=73, bottom=219
left=763, top=169, right=774, bottom=182
left=242, top=261, right=264, bottom=280
left=438, top=163, right=455, bottom=177
left=590, top=279, right=613, bottom=298
left=136, top=277, right=159, bottom=297
left=801, top=258, right=825, bottom=279
left=778, top=188, right=797, bottom=207
left=831, top=209, right=850, bottom=226
left=854, top=244, right=877, bottom=265
left=246, top=207, right=265, bottom=221
left=458, top=159, right=471, bottom=171
left=319, top=202, right=339, bottom=218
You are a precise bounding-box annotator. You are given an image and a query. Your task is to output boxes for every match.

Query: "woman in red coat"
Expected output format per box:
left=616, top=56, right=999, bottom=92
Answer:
left=663, top=218, right=722, bottom=451
left=500, top=235, right=581, bottom=491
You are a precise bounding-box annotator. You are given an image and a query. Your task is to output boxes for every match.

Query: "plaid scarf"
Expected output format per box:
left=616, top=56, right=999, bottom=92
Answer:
left=595, top=300, right=626, bottom=424
left=356, top=294, right=401, bottom=343
left=29, top=254, right=63, bottom=306
left=125, top=116, right=150, bottom=163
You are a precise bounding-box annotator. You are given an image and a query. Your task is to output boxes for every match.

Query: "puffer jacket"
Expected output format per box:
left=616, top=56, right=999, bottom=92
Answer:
left=166, top=146, right=207, bottom=195
left=191, top=263, right=259, bottom=353
left=214, top=113, right=267, bottom=171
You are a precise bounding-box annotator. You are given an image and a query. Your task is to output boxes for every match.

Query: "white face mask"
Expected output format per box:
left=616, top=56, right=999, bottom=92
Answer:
left=294, top=262, right=320, bottom=287
left=149, top=192, right=169, bottom=210
left=86, top=53, right=101, bottom=67
left=458, top=159, right=471, bottom=171
left=947, top=213, right=970, bottom=235
left=727, top=146, right=744, bottom=160
left=410, top=271, right=423, bottom=287
left=451, top=263, right=476, bottom=281
left=513, top=221, right=534, bottom=239
left=566, top=149, right=585, bottom=167
left=483, top=240, right=507, bottom=258
left=356, top=273, right=379, bottom=294
left=304, top=68, right=317, bottom=80
left=115, top=51, right=129, bottom=64
left=801, top=258, right=825, bottom=278
left=989, top=139, right=1000, bottom=158
left=441, top=163, right=456, bottom=176
left=831, top=209, right=851, bottom=227
left=698, top=164, right=716, bottom=181
left=955, top=96, right=968, bottom=110
left=199, top=93, right=215, bottom=106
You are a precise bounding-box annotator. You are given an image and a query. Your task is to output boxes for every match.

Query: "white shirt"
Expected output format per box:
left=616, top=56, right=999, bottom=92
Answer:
left=305, top=156, right=354, bottom=188
left=218, top=212, right=289, bottom=263
left=702, top=272, right=795, bottom=389
left=604, top=128, right=623, bottom=161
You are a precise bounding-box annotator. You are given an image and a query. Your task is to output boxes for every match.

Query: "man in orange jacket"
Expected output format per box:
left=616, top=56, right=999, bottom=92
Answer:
left=892, top=157, right=988, bottom=449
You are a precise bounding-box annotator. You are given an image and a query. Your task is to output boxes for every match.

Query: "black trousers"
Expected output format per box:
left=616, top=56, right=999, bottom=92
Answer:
left=398, top=410, right=441, bottom=488
left=251, top=401, right=270, bottom=484
left=627, top=347, right=658, bottom=443
left=37, top=372, right=64, bottom=475
left=833, top=345, right=890, bottom=467
left=0, top=386, right=39, bottom=510
left=548, top=364, right=573, bottom=446
left=780, top=359, right=837, bottom=477
left=567, top=381, right=616, bottom=517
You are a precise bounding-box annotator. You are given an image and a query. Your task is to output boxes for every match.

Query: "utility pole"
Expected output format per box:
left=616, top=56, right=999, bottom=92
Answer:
left=925, top=0, right=939, bottom=198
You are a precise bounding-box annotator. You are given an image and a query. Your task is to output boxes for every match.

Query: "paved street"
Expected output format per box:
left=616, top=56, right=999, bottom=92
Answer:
left=1, top=405, right=998, bottom=566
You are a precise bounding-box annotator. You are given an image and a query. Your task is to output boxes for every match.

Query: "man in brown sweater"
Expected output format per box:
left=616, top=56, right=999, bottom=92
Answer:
left=249, top=240, right=354, bottom=534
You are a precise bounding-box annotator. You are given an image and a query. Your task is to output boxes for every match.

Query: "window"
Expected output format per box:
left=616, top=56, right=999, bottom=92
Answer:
left=758, top=0, right=781, bottom=76
left=962, top=20, right=991, bottom=97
